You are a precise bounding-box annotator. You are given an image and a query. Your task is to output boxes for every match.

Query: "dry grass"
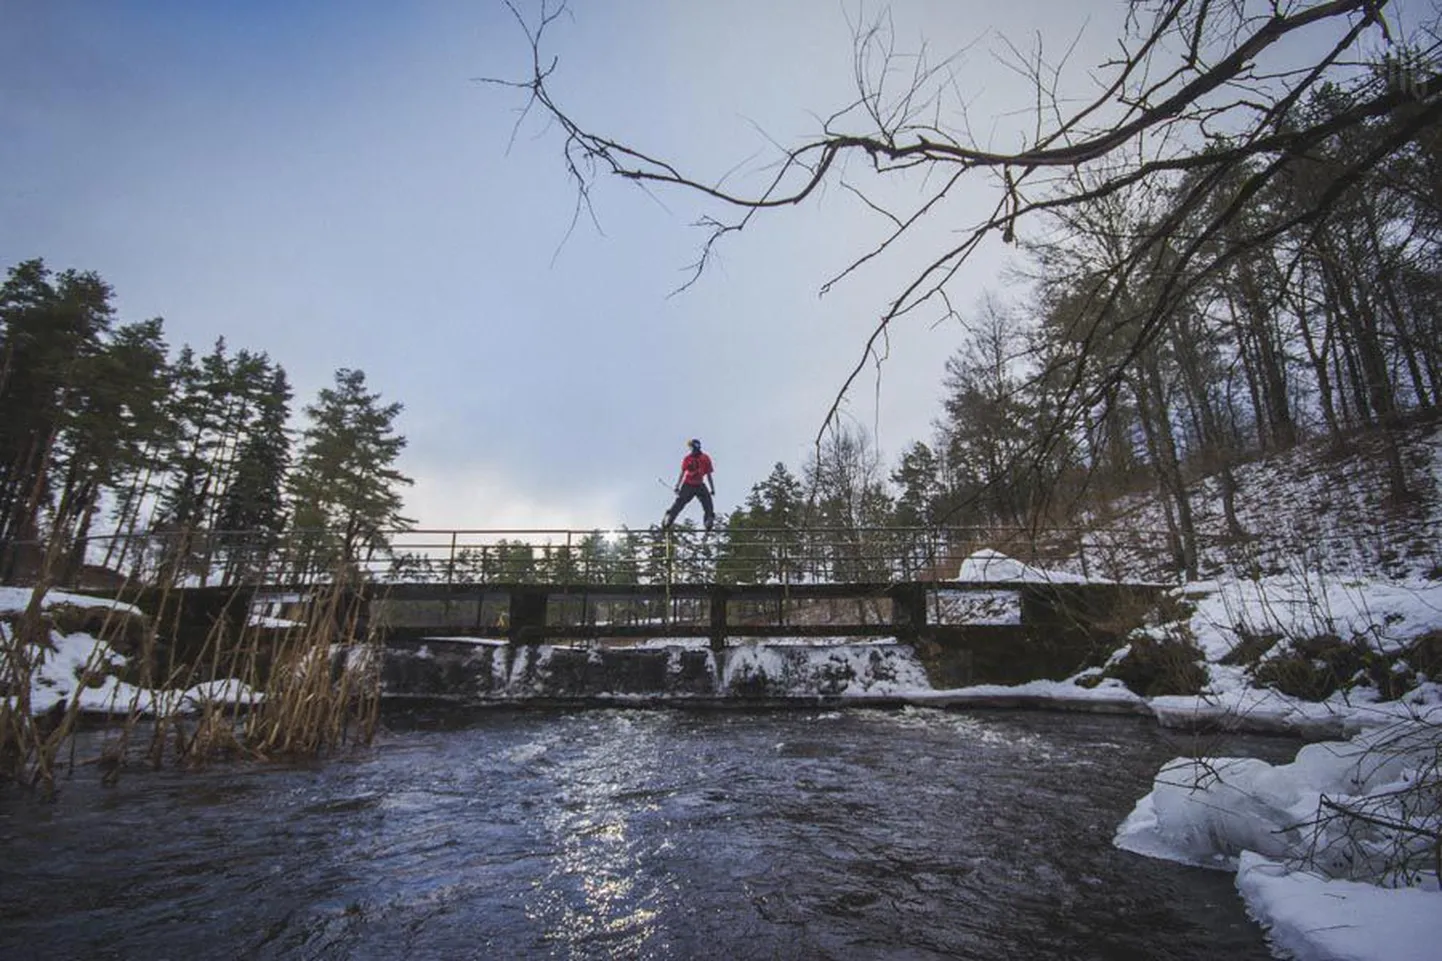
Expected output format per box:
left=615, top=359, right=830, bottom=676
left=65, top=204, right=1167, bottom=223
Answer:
left=1103, top=627, right=1209, bottom=697
left=2, top=565, right=382, bottom=798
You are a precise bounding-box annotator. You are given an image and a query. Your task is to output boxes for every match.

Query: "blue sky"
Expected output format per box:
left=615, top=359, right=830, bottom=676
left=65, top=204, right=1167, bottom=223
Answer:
left=3, top=0, right=1409, bottom=532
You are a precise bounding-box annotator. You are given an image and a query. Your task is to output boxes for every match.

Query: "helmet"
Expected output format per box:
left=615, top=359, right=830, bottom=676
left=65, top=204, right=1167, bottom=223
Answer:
left=689, top=438, right=702, bottom=450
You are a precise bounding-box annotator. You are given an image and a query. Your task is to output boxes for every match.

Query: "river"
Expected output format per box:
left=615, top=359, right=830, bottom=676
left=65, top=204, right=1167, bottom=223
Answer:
left=1, top=707, right=1298, bottom=960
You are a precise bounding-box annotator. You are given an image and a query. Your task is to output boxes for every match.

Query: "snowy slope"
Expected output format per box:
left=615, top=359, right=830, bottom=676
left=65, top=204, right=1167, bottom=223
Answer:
left=1087, top=419, right=1442, bottom=583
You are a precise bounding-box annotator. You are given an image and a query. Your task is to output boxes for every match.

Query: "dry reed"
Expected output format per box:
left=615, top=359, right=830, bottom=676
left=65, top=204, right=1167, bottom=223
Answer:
left=1, top=554, right=384, bottom=797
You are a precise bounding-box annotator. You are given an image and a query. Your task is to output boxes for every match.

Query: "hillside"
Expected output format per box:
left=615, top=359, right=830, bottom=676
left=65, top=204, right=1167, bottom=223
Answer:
left=1048, top=417, right=1442, bottom=721
left=1095, top=416, right=1442, bottom=583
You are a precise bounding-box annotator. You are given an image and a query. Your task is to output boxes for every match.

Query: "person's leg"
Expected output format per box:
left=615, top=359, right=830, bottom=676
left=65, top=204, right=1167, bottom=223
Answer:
left=663, top=487, right=697, bottom=527
left=697, top=488, right=715, bottom=530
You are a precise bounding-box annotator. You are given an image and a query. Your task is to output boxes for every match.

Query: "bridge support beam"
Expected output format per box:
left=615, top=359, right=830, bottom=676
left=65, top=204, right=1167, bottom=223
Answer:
left=888, top=583, right=928, bottom=641
left=507, top=587, right=548, bottom=644
left=709, top=586, right=729, bottom=652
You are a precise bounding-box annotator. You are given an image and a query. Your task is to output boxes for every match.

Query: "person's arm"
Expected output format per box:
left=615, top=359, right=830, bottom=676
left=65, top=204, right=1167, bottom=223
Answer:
left=674, top=466, right=684, bottom=492
left=707, top=458, right=716, bottom=495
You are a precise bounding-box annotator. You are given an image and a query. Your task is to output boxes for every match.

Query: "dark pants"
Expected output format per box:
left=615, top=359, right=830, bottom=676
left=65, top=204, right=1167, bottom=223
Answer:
left=664, top=484, right=714, bottom=528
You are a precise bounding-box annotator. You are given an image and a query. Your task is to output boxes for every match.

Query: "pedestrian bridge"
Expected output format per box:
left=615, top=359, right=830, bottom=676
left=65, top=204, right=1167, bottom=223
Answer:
left=78, top=523, right=1178, bottom=648
left=87, top=525, right=1173, bottom=688
left=369, top=577, right=1165, bottom=688
left=363, top=577, right=1160, bottom=645
left=247, top=524, right=1167, bottom=646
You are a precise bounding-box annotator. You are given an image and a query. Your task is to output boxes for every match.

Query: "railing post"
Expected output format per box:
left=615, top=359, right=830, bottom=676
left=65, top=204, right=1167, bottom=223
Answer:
left=663, top=529, right=673, bottom=626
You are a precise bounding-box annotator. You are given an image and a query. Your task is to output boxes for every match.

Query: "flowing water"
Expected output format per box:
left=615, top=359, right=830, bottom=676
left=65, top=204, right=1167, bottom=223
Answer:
left=1, top=707, right=1297, bottom=960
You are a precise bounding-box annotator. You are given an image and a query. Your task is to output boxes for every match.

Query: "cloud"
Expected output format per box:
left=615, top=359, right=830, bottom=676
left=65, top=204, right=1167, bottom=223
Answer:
left=404, top=459, right=627, bottom=532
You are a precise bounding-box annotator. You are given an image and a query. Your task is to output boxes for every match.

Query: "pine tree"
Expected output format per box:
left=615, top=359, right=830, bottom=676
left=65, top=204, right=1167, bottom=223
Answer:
left=148, top=339, right=288, bottom=584
left=889, top=441, right=947, bottom=578
left=0, top=261, right=115, bottom=577
left=54, top=317, right=171, bottom=582
left=575, top=530, right=612, bottom=582
left=937, top=298, right=1041, bottom=528
left=288, top=368, right=413, bottom=578
left=215, top=365, right=293, bottom=583
left=890, top=442, right=943, bottom=528
left=804, top=425, right=894, bottom=582
left=493, top=539, right=537, bottom=582
left=715, top=462, right=804, bottom=584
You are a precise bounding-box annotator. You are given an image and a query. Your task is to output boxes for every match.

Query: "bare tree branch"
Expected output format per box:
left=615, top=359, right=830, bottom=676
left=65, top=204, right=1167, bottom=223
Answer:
left=481, top=0, right=1437, bottom=462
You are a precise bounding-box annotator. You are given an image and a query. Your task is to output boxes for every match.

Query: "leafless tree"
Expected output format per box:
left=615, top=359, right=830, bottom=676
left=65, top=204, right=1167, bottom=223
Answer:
left=487, top=0, right=1437, bottom=443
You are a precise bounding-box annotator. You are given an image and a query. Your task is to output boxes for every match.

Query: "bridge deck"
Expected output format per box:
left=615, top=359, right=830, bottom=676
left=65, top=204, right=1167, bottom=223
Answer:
left=343, top=578, right=1164, bottom=648
left=354, top=578, right=1159, bottom=599
left=370, top=580, right=1023, bottom=600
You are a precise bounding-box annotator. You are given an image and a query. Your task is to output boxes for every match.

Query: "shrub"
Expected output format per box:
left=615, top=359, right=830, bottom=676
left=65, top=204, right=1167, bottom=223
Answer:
left=1104, top=626, right=1207, bottom=697
left=1249, top=633, right=1408, bottom=701
left=1403, top=630, right=1442, bottom=682
left=1220, top=628, right=1282, bottom=668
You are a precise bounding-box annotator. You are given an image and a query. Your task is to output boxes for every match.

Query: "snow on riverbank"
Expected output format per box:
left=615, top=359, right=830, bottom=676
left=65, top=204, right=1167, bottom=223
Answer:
left=1236, top=853, right=1441, bottom=961
left=1024, top=567, right=1441, bottom=961
left=920, top=553, right=1442, bottom=961
left=2, top=587, right=259, bottom=716
left=0, top=584, right=142, bottom=617
left=1183, top=570, right=1442, bottom=661
left=1113, top=717, right=1441, bottom=961
left=1, top=627, right=261, bottom=716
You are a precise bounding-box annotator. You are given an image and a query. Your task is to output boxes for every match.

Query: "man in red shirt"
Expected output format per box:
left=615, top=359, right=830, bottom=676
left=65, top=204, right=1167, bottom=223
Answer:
left=663, top=438, right=716, bottom=532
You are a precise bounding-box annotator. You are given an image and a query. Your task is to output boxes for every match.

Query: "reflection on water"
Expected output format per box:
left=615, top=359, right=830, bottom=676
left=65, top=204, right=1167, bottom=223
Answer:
left=0, top=708, right=1295, bottom=960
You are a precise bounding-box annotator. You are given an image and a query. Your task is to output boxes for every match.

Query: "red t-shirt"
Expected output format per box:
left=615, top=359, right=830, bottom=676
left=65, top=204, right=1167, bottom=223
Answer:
left=680, top=452, right=713, bottom=486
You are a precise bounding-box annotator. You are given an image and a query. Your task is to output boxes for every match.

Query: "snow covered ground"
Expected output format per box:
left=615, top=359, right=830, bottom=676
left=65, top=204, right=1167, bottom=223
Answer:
left=1, top=625, right=261, bottom=717
left=955, top=547, right=1095, bottom=584
left=0, top=584, right=142, bottom=617
left=1, top=585, right=260, bottom=716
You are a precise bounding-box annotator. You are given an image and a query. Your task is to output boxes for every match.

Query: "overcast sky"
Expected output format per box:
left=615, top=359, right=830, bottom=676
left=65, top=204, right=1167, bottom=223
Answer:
left=2, top=0, right=1414, bottom=532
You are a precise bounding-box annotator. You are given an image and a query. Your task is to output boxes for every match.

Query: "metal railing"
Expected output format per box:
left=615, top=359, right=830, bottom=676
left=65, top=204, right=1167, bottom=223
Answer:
left=50, top=523, right=1181, bottom=591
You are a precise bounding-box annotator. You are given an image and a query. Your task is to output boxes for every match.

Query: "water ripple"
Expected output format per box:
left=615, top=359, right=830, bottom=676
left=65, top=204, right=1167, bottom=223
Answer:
left=0, top=708, right=1299, bottom=960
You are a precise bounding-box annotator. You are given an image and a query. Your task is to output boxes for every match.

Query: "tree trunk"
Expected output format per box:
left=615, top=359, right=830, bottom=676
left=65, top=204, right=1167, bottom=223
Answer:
left=1292, top=275, right=1340, bottom=438
left=1132, top=363, right=1198, bottom=580
left=1234, top=256, right=1295, bottom=449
